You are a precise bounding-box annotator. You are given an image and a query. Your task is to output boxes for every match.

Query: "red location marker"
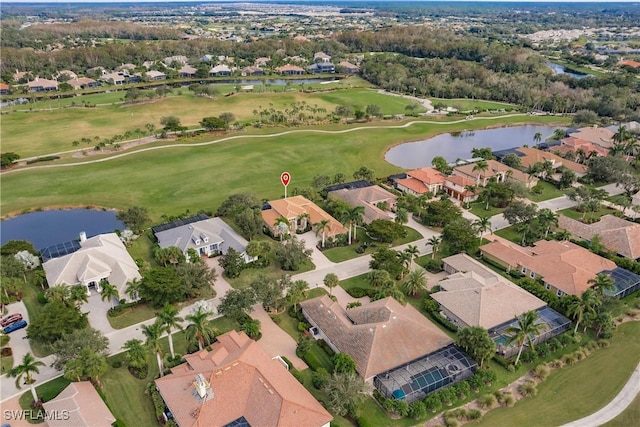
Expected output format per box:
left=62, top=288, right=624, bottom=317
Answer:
left=281, top=171, right=291, bottom=187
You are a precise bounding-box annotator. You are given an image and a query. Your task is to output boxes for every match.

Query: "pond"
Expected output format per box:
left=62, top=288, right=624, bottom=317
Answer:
left=1, top=209, right=124, bottom=250
left=546, top=62, right=591, bottom=79
left=384, top=125, right=561, bottom=169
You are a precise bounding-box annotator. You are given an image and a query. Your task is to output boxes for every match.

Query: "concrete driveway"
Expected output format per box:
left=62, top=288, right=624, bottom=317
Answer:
left=250, top=305, right=307, bottom=371
left=298, top=231, right=335, bottom=270
left=83, top=294, right=116, bottom=334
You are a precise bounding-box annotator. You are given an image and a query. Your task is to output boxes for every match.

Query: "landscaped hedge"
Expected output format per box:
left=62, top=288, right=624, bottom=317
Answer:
left=26, top=155, right=60, bottom=164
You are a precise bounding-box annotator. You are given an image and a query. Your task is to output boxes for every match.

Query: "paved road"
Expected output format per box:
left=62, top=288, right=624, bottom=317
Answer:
left=561, top=362, right=640, bottom=427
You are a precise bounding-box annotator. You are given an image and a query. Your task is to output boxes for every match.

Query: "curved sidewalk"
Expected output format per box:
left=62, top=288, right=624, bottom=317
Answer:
left=561, top=362, right=640, bottom=427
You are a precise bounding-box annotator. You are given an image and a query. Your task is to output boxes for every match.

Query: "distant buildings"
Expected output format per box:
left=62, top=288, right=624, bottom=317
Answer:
left=558, top=215, right=640, bottom=260
left=328, top=183, right=397, bottom=223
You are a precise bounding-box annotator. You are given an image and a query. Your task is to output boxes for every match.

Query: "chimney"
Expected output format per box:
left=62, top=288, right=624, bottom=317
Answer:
left=194, top=374, right=212, bottom=399
left=79, top=231, right=87, bottom=242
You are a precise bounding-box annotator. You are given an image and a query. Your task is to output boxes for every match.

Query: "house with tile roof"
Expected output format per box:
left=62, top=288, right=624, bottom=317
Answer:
left=178, top=65, right=197, bottom=78
left=619, top=59, right=640, bottom=68
left=275, top=64, right=305, bottom=75
left=314, top=52, right=332, bottom=63
left=154, top=217, right=255, bottom=263
left=43, top=233, right=141, bottom=302
left=567, top=126, right=615, bottom=149
left=338, top=61, right=359, bottom=73
left=442, top=175, right=478, bottom=204
left=515, top=147, right=588, bottom=175
left=262, top=195, right=347, bottom=239
left=67, top=77, right=98, bottom=90
left=480, top=239, right=617, bottom=297
left=301, top=296, right=476, bottom=402
left=43, top=381, right=116, bottom=427
left=328, top=185, right=397, bottom=223
left=25, top=77, right=58, bottom=92
left=102, top=72, right=126, bottom=85
left=453, top=159, right=538, bottom=188
left=209, top=64, right=232, bottom=76
left=0, top=83, right=10, bottom=95
left=145, top=70, right=167, bottom=81
left=431, top=254, right=570, bottom=357
left=558, top=214, right=640, bottom=260
left=301, top=296, right=454, bottom=380
left=241, top=66, right=265, bottom=76
left=559, top=136, right=609, bottom=157
left=155, top=330, right=332, bottom=427
left=395, top=167, right=446, bottom=196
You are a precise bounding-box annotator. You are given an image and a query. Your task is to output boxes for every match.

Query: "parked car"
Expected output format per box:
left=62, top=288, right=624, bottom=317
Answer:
left=3, top=319, right=27, bottom=334
left=1, top=313, right=23, bottom=327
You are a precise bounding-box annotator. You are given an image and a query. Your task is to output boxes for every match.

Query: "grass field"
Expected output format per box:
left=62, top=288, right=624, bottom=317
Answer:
left=322, top=226, right=423, bottom=263
left=429, top=97, right=519, bottom=111
left=477, top=321, right=640, bottom=427
left=603, top=394, right=640, bottom=427
left=1, top=115, right=568, bottom=221
left=559, top=205, right=619, bottom=222
left=3, top=84, right=418, bottom=157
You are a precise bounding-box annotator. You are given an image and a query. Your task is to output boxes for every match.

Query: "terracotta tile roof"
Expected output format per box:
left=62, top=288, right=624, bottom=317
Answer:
left=275, top=64, right=305, bottom=73
left=558, top=215, right=640, bottom=260
left=0, top=83, right=9, bottom=90
left=568, top=127, right=615, bottom=149
left=560, top=137, right=609, bottom=156
left=396, top=177, right=430, bottom=194
left=43, top=381, right=116, bottom=427
left=432, top=254, right=546, bottom=329
left=328, top=186, right=396, bottom=223
left=619, top=59, right=640, bottom=68
left=407, top=167, right=446, bottom=185
left=301, top=296, right=452, bottom=379
left=515, top=147, right=587, bottom=174
left=480, top=239, right=616, bottom=295
left=262, top=195, right=347, bottom=237
left=156, top=331, right=332, bottom=427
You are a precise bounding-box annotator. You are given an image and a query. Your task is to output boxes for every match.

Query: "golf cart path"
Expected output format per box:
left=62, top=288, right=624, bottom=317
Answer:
left=2, top=113, right=534, bottom=174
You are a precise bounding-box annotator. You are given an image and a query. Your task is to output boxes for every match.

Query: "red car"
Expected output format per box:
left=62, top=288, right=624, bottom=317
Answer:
left=1, top=313, right=23, bottom=327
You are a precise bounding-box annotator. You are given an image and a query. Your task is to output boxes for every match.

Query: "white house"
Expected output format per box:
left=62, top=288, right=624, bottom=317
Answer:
left=154, top=217, right=255, bottom=263
left=43, top=233, right=141, bottom=301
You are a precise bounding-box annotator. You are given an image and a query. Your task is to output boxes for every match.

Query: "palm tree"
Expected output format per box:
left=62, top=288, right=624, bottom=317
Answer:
left=33, top=269, right=47, bottom=290
left=537, top=208, right=558, bottom=238
left=552, top=128, right=566, bottom=141
left=463, top=184, right=477, bottom=208
left=588, top=273, right=616, bottom=296
left=158, top=304, right=184, bottom=359
left=566, top=290, right=600, bottom=334
left=342, top=206, right=365, bottom=245
left=323, top=273, right=339, bottom=296
left=394, top=208, right=409, bottom=225
left=472, top=160, right=489, bottom=185
left=241, top=319, right=261, bottom=339
left=505, top=311, right=544, bottom=366
left=288, top=280, right=309, bottom=311
left=10, top=353, right=45, bottom=402
left=125, top=278, right=141, bottom=301
left=274, top=216, right=291, bottom=240
left=402, top=269, right=427, bottom=297
left=368, top=270, right=391, bottom=289
left=314, top=219, right=331, bottom=248
left=69, top=284, right=89, bottom=307
left=45, top=285, right=70, bottom=303
left=555, top=228, right=572, bottom=241
left=613, top=125, right=632, bottom=146
left=533, top=132, right=542, bottom=145
left=185, top=305, right=216, bottom=350
left=472, top=216, right=492, bottom=243
left=427, top=235, right=441, bottom=259
left=297, top=212, right=311, bottom=232
left=122, top=339, right=148, bottom=370
left=397, top=251, right=412, bottom=279
left=404, top=245, right=420, bottom=268
left=100, top=281, right=119, bottom=308
left=142, top=321, right=165, bottom=376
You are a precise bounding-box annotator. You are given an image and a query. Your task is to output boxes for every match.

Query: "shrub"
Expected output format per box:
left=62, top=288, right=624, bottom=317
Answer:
left=573, top=349, right=586, bottom=361
left=478, top=393, right=497, bottom=409
left=532, top=364, right=551, bottom=381
left=424, top=393, right=443, bottom=413
left=548, top=337, right=562, bottom=353
left=347, top=287, right=369, bottom=298
left=448, top=408, right=467, bottom=420
left=503, top=393, right=516, bottom=407
left=409, top=401, right=427, bottom=419
left=453, top=381, right=470, bottom=400
left=25, top=155, right=61, bottom=164
left=518, top=381, right=538, bottom=397
left=317, top=339, right=335, bottom=357
left=536, top=342, right=550, bottom=359
left=520, top=349, right=537, bottom=364
left=444, top=416, right=459, bottom=427
left=311, top=368, right=330, bottom=389
left=598, top=339, right=611, bottom=348
left=356, top=416, right=375, bottom=427
left=111, top=360, right=123, bottom=369
left=424, top=259, right=444, bottom=272
left=297, top=321, right=310, bottom=332
left=562, top=353, right=578, bottom=365
left=558, top=334, right=572, bottom=347
left=467, top=409, right=482, bottom=420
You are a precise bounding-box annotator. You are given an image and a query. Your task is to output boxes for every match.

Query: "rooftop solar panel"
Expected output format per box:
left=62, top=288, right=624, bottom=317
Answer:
left=40, top=240, right=81, bottom=261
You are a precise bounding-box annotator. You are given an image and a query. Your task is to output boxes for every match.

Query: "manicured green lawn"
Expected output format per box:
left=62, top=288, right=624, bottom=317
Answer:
left=468, top=202, right=506, bottom=218
left=126, top=232, right=158, bottom=267
left=226, top=255, right=314, bottom=289
left=429, top=97, right=520, bottom=111
left=559, top=205, right=619, bottom=222
left=0, top=352, right=13, bottom=375
left=2, top=115, right=568, bottom=220
left=527, top=180, right=566, bottom=202
left=322, top=226, right=422, bottom=263
left=477, top=321, right=640, bottom=427
left=494, top=225, right=525, bottom=245
left=19, top=376, right=71, bottom=422
left=107, top=303, right=158, bottom=329
left=3, top=85, right=421, bottom=157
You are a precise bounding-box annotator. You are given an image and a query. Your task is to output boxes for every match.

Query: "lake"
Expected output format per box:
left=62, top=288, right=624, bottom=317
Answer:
left=384, top=125, right=560, bottom=169
left=1, top=209, right=124, bottom=250
left=547, top=62, right=591, bottom=79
